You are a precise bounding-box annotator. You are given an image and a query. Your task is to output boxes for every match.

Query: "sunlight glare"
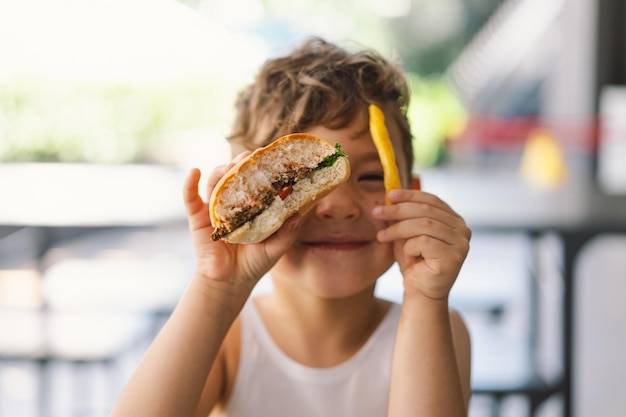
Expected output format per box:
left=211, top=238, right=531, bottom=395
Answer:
left=0, top=0, right=269, bottom=83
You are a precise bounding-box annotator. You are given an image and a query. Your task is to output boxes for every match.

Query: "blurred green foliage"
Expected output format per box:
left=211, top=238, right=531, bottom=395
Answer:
left=407, top=74, right=468, bottom=167
left=0, top=78, right=238, bottom=163
left=0, top=75, right=466, bottom=167
left=1, top=0, right=500, bottom=166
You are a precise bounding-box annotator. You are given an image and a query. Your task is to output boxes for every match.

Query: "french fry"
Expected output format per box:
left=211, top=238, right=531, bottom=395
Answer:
left=368, top=104, right=402, bottom=204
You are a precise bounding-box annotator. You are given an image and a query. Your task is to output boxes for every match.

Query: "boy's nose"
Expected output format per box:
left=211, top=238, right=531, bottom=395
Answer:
left=314, top=186, right=361, bottom=220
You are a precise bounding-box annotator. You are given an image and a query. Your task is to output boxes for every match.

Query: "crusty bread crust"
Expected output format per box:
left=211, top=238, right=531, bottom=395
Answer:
left=209, top=133, right=350, bottom=244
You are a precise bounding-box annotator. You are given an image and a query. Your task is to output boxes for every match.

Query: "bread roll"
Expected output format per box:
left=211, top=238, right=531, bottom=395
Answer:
left=209, top=133, right=350, bottom=244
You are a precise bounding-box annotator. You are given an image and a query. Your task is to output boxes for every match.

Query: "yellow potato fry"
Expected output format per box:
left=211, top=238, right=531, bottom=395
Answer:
left=368, top=104, right=401, bottom=204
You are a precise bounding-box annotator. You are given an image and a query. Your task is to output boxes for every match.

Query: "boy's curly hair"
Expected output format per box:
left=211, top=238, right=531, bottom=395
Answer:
left=228, top=37, right=414, bottom=179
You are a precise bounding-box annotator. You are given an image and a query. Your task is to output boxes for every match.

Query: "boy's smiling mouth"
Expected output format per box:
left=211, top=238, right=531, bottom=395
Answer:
left=302, top=235, right=373, bottom=250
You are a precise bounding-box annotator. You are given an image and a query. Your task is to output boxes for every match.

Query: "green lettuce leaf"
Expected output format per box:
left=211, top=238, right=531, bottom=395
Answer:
left=316, top=143, right=347, bottom=169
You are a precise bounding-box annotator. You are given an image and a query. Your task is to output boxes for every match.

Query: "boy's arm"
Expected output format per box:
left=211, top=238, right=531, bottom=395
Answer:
left=110, top=274, right=244, bottom=417
left=373, top=189, right=472, bottom=416
left=389, top=296, right=471, bottom=417
left=111, top=165, right=300, bottom=417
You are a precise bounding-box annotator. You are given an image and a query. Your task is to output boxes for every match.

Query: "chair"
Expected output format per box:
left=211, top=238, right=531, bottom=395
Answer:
left=0, top=224, right=192, bottom=416
left=454, top=232, right=563, bottom=417
left=574, top=235, right=626, bottom=417
left=0, top=267, right=154, bottom=417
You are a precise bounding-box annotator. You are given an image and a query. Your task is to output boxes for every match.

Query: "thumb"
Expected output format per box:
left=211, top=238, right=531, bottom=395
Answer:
left=263, top=214, right=302, bottom=263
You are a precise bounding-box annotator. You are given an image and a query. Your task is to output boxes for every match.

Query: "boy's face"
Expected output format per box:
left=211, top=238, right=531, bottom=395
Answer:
left=270, top=104, right=409, bottom=298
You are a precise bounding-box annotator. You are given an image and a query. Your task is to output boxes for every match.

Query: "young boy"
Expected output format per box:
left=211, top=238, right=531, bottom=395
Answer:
left=111, top=37, right=472, bottom=417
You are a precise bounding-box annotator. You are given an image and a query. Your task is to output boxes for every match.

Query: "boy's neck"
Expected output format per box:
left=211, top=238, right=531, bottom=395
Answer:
left=253, top=287, right=391, bottom=368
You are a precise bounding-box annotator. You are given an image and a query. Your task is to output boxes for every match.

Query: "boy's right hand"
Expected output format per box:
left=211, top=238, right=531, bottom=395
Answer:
left=183, top=155, right=301, bottom=299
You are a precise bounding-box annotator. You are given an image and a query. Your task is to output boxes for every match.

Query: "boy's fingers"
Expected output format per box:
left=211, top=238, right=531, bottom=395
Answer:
left=388, top=189, right=458, bottom=215
left=378, top=218, right=456, bottom=245
left=376, top=191, right=467, bottom=231
left=205, top=163, right=233, bottom=198
left=263, top=214, right=302, bottom=262
left=374, top=200, right=459, bottom=230
left=205, top=152, right=251, bottom=198
left=183, top=168, right=204, bottom=215
left=233, top=151, right=252, bottom=163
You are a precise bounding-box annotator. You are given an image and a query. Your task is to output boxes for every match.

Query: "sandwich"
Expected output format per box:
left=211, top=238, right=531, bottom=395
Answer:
left=209, top=133, right=350, bottom=244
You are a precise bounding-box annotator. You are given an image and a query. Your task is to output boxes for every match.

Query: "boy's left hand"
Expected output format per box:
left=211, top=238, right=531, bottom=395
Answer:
left=372, top=189, right=471, bottom=300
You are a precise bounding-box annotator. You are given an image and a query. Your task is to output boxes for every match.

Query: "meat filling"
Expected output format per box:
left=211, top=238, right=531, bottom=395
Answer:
left=211, top=166, right=314, bottom=241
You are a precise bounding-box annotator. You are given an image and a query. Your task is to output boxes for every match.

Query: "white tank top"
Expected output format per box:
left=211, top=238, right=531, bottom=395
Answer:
left=222, top=299, right=401, bottom=417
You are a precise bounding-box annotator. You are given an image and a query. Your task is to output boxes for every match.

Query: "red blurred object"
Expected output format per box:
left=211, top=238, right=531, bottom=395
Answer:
left=450, top=115, right=599, bottom=154
left=411, top=175, right=421, bottom=191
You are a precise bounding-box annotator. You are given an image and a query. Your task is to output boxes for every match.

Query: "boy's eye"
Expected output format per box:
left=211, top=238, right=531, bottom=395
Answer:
left=358, top=173, right=385, bottom=182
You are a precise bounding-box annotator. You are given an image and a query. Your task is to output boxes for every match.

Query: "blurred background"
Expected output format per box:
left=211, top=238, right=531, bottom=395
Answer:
left=1, top=0, right=625, bottom=416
